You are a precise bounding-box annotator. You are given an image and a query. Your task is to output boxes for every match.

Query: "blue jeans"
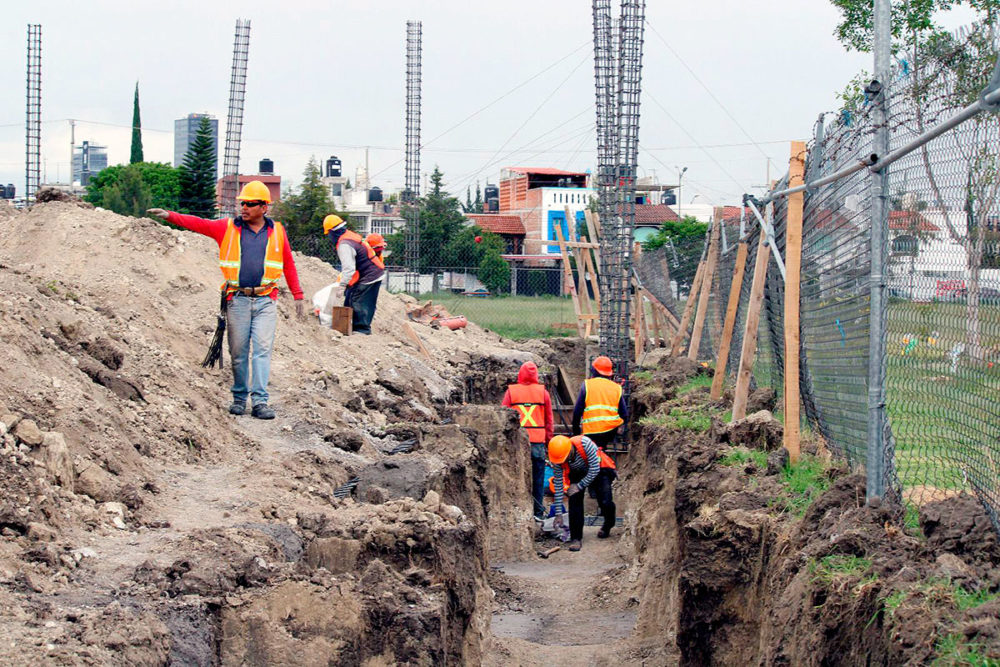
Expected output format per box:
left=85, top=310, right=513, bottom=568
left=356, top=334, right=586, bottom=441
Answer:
left=530, top=443, right=547, bottom=519
left=226, top=295, right=276, bottom=406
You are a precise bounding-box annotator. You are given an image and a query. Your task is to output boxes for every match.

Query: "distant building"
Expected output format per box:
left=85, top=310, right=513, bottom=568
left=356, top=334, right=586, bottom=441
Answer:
left=498, top=167, right=592, bottom=258
left=174, top=113, right=218, bottom=168
left=217, top=161, right=281, bottom=210
left=72, top=141, right=108, bottom=186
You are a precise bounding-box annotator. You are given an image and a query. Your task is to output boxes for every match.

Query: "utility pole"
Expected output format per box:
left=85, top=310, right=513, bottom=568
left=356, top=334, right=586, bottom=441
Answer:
left=69, top=119, right=75, bottom=186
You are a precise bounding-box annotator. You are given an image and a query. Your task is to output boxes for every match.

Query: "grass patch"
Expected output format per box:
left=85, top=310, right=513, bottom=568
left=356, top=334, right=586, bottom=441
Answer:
left=932, top=633, right=999, bottom=666
left=809, top=554, right=875, bottom=585
left=410, top=293, right=579, bottom=340
left=632, top=370, right=653, bottom=382
left=904, top=502, right=922, bottom=538
left=719, top=446, right=768, bottom=469
left=639, top=407, right=712, bottom=432
left=881, top=589, right=908, bottom=618
left=778, top=454, right=832, bottom=516
left=677, top=373, right=713, bottom=395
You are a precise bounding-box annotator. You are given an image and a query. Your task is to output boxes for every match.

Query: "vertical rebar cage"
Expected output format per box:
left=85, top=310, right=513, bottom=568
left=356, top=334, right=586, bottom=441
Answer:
left=221, top=19, right=251, bottom=219
left=404, top=20, right=423, bottom=294
left=25, top=24, right=41, bottom=203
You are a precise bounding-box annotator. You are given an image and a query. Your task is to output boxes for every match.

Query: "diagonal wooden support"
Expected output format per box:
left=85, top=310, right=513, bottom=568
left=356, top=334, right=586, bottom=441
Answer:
left=731, top=232, right=771, bottom=421
left=670, top=260, right=705, bottom=356
left=554, top=223, right=585, bottom=338
left=688, top=220, right=720, bottom=361
left=710, top=241, right=749, bottom=400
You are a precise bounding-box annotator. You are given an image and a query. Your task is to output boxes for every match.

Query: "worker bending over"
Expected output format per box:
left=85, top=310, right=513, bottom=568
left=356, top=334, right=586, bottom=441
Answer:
left=323, top=216, right=385, bottom=335
left=548, top=434, right=617, bottom=551
left=501, top=361, right=554, bottom=520
left=366, top=233, right=386, bottom=261
left=572, top=355, right=628, bottom=448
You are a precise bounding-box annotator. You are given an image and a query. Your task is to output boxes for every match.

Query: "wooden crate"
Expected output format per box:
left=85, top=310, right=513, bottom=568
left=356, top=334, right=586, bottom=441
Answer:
left=331, top=306, right=353, bottom=335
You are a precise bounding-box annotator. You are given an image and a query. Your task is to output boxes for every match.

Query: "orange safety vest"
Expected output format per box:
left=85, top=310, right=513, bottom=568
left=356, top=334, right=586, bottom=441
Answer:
left=580, top=377, right=624, bottom=435
left=218, top=219, right=286, bottom=296
left=506, top=383, right=548, bottom=444
left=553, top=435, right=616, bottom=491
left=337, top=229, right=384, bottom=285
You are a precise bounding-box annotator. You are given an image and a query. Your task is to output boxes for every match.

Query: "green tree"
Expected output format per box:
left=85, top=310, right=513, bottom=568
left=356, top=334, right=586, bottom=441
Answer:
left=478, top=248, right=511, bottom=294
left=104, top=166, right=152, bottom=217
left=465, top=186, right=473, bottom=212
left=643, top=215, right=708, bottom=294
left=474, top=182, right=484, bottom=213
left=445, top=226, right=504, bottom=267
left=86, top=162, right=181, bottom=215
left=270, top=157, right=340, bottom=238
left=130, top=82, right=143, bottom=164
left=177, top=116, right=218, bottom=218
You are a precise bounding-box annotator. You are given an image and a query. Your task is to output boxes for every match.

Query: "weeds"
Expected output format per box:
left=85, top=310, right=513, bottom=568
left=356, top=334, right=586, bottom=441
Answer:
left=780, top=455, right=832, bottom=516
left=882, top=589, right=908, bottom=618
left=639, top=407, right=712, bottom=432
left=719, top=446, right=768, bottom=469
left=677, top=374, right=713, bottom=395
left=904, top=502, right=922, bottom=538
left=632, top=370, right=653, bottom=382
left=809, top=554, right=875, bottom=585
left=45, top=280, right=59, bottom=293
left=932, top=633, right=998, bottom=666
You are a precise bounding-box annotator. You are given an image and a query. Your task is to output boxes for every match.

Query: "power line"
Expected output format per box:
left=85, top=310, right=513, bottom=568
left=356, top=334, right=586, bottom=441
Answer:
left=645, top=17, right=772, bottom=162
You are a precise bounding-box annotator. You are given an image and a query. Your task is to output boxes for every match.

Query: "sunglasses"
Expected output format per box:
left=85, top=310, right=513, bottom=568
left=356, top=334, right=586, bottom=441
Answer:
left=240, top=201, right=265, bottom=208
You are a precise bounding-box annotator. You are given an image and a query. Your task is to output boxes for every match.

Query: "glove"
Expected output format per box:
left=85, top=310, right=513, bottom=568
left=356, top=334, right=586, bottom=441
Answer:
left=331, top=284, right=345, bottom=302
left=146, top=208, right=169, bottom=220
left=567, top=483, right=581, bottom=496
left=295, top=300, right=305, bottom=320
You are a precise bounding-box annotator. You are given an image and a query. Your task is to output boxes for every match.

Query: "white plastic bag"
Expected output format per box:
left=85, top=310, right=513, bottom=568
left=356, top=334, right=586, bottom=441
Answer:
left=312, top=273, right=342, bottom=327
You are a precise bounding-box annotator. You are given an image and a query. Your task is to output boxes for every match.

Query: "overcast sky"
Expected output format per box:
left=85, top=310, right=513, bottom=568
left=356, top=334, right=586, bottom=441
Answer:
left=0, top=1, right=979, bottom=206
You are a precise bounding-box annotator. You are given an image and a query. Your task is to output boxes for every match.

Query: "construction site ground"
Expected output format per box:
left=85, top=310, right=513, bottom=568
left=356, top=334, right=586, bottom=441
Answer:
left=1, top=198, right=999, bottom=665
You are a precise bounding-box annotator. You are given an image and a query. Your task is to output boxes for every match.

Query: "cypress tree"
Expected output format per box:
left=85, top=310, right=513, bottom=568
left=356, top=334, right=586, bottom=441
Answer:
left=178, top=117, right=218, bottom=217
left=130, top=82, right=144, bottom=164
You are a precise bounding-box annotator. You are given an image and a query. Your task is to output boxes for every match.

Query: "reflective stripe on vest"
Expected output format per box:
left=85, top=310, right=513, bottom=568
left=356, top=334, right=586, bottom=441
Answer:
left=219, top=219, right=285, bottom=295
left=506, top=382, right=547, bottom=444
left=581, top=377, right=624, bottom=434
left=337, top=229, right=381, bottom=286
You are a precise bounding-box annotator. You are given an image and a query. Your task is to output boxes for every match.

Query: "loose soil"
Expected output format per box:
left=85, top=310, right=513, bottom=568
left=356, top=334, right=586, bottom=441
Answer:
left=2, top=198, right=998, bottom=666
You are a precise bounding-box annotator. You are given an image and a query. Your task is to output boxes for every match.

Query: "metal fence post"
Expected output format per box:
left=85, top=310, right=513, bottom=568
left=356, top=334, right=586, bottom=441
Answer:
left=867, top=0, right=892, bottom=501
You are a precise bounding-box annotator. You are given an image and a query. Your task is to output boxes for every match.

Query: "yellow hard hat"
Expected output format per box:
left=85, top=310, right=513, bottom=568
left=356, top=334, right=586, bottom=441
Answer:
left=548, top=436, right=572, bottom=464
left=236, top=180, right=272, bottom=203
left=323, top=214, right=346, bottom=235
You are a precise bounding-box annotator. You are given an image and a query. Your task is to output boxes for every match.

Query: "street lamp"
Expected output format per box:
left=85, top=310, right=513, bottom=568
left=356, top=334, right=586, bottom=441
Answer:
left=676, top=166, right=688, bottom=219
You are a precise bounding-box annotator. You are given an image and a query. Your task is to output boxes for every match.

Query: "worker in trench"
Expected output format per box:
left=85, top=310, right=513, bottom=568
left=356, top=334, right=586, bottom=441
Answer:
left=323, top=215, right=385, bottom=335
left=501, top=361, right=554, bottom=520
left=147, top=180, right=305, bottom=420
left=547, top=434, right=617, bottom=551
left=572, top=355, right=628, bottom=450
left=365, top=233, right=386, bottom=262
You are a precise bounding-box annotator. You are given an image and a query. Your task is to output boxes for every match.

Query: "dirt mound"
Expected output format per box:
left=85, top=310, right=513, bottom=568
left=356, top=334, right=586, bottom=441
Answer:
left=0, top=202, right=545, bottom=663
left=33, top=188, right=93, bottom=207
left=619, top=366, right=1000, bottom=665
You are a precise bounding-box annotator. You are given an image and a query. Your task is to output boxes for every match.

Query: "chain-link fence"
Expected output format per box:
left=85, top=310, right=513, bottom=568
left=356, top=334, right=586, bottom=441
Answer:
left=661, top=22, right=1000, bottom=535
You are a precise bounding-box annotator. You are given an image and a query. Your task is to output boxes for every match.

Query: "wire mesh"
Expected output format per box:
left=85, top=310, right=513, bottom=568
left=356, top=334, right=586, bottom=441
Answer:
left=25, top=25, right=41, bottom=203
left=881, top=24, right=1000, bottom=525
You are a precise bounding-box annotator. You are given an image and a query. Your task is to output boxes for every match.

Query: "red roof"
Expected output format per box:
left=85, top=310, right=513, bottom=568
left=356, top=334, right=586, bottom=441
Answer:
left=889, top=210, right=940, bottom=232
left=505, top=167, right=589, bottom=177
left=633, top=204, right=680, bottom=225
left=466, top=213, right=526, bottom=235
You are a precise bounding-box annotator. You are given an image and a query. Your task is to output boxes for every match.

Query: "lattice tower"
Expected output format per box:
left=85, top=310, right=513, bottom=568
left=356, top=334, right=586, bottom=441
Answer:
left=221, top=19, right=251, bottom=218
left=404, top=20, right=423, bottom=293
left=600, top=2, right=645, bottom=403
left=25, top=25, right=41, bottom=203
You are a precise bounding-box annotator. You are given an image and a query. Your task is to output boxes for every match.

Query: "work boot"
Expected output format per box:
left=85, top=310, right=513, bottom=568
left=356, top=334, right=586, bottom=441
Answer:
left=251, top=403, right=275, bottom=420
left=598, top=527, right=612, bottom=539
left=568, top=539, right=582, bottom=552
left=228, top=401, right=246, bottom=416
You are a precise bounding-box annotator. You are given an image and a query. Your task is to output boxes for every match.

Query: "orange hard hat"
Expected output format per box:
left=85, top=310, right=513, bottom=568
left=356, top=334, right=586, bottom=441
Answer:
left=366, top=233, right=385, bottom=249
left=592, top=355, right=614, bottom=377
left=548, top=436, right=572, bottom=464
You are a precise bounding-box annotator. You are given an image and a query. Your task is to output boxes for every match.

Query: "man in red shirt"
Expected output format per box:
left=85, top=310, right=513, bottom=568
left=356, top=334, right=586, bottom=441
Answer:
left=148, top=180, right=304, bottom=419
left=501, top=361, right=554, bottom=519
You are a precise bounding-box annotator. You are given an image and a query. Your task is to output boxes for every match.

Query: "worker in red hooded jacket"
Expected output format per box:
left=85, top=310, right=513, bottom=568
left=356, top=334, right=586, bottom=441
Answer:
left=501, top=361, right=554, bottom=520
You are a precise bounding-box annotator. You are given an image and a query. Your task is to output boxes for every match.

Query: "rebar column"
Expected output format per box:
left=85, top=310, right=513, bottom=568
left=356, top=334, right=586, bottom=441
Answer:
left=592, top=0, right=618, bottom=268
left=404, top=20, right=422, bottom=294
left=221, top=19, right=251, bottom=219
left=602, top=0, right=646, bottom=406
left=25, top=24, right=41, bottom=203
